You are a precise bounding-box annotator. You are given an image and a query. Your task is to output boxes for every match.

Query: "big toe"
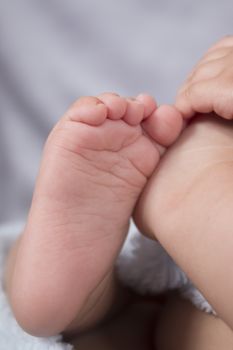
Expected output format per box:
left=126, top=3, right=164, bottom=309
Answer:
left=142, top=105, right=184, bottom=147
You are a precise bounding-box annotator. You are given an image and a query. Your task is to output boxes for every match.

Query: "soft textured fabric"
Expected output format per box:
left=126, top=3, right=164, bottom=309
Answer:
left=117, top=224, right=215, bottom=314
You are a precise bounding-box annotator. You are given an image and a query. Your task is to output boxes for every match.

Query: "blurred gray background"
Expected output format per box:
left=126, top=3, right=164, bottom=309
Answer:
left=0, top=0, right=232, bottom=224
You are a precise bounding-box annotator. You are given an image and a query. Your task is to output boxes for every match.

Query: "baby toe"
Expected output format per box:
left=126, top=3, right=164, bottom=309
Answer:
left=142, top=105, right=184, bottom=147
left=136, top=93, right=157, bottom=119
left=123, top=99, right=144, bottom=126
left=97, top=93, right=127, bottom=120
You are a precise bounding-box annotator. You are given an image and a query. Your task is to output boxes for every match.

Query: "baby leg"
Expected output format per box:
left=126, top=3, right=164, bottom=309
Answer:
left=4, top=93, right=183, bottom=337
left=134, top=114, right=233, bottom=330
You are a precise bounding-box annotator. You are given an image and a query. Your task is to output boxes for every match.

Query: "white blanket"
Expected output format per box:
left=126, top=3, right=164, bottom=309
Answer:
left=117, top=224, right=215, bottom=315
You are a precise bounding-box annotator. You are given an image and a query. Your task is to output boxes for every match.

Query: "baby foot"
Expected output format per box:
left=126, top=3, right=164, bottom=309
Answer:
left=134, top=114, right=233, bottom=326
left=10, top=93, right=183, bottom=336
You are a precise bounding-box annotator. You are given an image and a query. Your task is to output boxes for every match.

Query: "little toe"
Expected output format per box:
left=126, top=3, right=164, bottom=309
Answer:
left=142, top=105, right=183, bottom=147
left=136, top=94, right=157, bottom=119
left=65, top=96, right=108, bottom=126
left=123, top=99, right=145, bottom=126
left=97, top=93, right=127, bottom=120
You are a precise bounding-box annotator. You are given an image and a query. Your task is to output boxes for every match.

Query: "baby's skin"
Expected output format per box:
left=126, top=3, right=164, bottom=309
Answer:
left=134, top=113, right=233, bottom=333
left=5, top=35, right=233, bottom=341
left=134, top=35, right=233, bottom=333
left=4, top=93, right=183, bottom=336
left=176, top=35, right=233, bottom=120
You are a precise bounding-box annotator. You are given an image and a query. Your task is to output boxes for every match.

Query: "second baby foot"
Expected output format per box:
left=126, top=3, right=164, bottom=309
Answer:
left=9, top=93, right=183, bottom=336
left=134, top=114, right=233, bottom=328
